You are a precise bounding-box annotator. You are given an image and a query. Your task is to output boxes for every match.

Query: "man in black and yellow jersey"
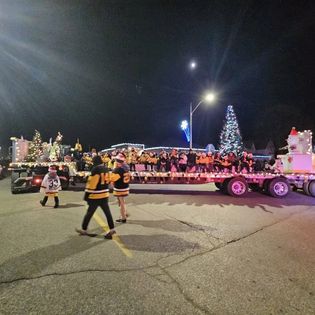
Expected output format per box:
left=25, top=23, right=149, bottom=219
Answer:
left=76, top=155, right=116, bottom=239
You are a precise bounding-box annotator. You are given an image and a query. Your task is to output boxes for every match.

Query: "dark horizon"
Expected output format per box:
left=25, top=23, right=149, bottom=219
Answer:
left=1, top=0, right=315, bottom=155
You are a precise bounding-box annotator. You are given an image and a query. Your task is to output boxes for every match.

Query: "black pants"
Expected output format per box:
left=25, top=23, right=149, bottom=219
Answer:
left=82, top=198, right=114, bottom=230
left=42, top=195, right=59, bottom=206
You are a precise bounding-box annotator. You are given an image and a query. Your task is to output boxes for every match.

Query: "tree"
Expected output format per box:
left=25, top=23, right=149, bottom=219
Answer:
left=219, top=105, right=243, bottom=156
left=26, top=130, right=43, bottom=162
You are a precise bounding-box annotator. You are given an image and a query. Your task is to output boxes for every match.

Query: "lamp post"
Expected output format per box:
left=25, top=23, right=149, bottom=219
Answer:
left=189, top=93, right=216, bottom=149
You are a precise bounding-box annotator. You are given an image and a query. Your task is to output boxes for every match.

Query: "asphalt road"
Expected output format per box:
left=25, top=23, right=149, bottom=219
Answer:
left=0, top=178, right=315, bottom=315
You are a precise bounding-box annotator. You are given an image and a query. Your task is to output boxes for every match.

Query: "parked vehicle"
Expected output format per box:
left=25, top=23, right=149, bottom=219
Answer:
left=10, top=164, right=71, bottom=194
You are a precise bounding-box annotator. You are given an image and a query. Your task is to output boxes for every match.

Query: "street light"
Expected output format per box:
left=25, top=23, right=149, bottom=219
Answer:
left=189, top=92, right=216, bottom=149
left=189, top=60, right=197, bottom=70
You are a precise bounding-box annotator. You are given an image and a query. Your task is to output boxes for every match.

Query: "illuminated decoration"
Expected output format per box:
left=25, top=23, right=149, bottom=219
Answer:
left=101, top=143, right=205, bottom=153
left=144, top=146, right=204, bottom=152
left=111, top=143, right=145, bottom=149
left=219, top=105, right=243, bottom=156
left=9, top=161, right=90, bottom=177
left=10, top=137, right=30, bottom=162
left=49, top=132, right=63, bottom=162
left=25, top=130, right=43, bottom=162
left=287, top=128, right=312, bottom=155
left=180, top=120, right=190, bottom=142
left=181, top=120, right=188, bottom=130
left=100, top=143, right=145, bottom=153
left=278, top=128, right=314, bottom=173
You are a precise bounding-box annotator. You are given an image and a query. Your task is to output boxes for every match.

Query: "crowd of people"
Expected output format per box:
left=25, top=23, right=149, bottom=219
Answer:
left=76, top=147, right=275, bottom=174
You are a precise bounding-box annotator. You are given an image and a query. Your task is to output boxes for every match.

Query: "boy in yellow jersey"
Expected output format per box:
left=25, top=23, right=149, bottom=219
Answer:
left=76, top=155, right=116, bottom=239
left=112, top=153, right=130, bottom=223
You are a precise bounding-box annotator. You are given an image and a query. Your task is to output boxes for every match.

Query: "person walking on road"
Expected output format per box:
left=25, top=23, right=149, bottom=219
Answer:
left=111, top=153, right=130, bottom=223
left=40, top=166, right=61, bottom=208
left=76, top=155, right=116, bottom=239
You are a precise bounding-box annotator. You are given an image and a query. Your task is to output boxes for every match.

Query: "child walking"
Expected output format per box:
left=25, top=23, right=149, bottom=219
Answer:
left=40, top=166, right=61, bottom=208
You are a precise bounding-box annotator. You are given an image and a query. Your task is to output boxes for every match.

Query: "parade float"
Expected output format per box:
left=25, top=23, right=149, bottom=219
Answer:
left=129, top=127, right=315, bottom=198
left=8, top=128, right=315, bottom=198
left=9, top=131, right=88, bottom=193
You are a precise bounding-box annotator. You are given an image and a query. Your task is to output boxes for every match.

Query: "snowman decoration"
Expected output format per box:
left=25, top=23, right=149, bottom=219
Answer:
left=287, top=127, right=299, bottom=154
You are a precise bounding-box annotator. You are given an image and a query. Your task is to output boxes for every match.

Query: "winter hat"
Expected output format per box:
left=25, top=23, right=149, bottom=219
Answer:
left=49, top=166, right=57, bottom=173
left=115, top=153, right=126, bottom=163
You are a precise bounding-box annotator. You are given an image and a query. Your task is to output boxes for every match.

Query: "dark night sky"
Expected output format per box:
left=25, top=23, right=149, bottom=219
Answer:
left=0, top=0, right=315, bottom=153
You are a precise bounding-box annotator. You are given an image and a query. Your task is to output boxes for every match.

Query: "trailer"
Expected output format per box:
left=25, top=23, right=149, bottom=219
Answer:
left=127, top=128, right=315, bottom=198
left=129, top=171, right=315, bottom=198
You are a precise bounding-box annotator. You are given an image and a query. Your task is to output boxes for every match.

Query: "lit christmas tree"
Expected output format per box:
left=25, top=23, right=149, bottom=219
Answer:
left=219, top=105, right=243, bottom=156
left=26, top=130, right=43, bottom=162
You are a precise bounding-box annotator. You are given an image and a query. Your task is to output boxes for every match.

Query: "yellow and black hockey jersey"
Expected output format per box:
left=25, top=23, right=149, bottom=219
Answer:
left=84, top=165, right=111, bottom=200
left=112, top=165, right=130, bottom=197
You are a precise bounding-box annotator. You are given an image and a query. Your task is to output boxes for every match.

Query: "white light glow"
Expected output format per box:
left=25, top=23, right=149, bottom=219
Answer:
left=204, top=93, right=216, bottom=103
left=189, top=61, right=197, bottom=70
left=181, top=120, right=188, bottom=130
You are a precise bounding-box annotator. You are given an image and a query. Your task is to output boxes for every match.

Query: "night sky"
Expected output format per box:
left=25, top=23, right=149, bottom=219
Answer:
left=0, top=0, right=314, bottom=154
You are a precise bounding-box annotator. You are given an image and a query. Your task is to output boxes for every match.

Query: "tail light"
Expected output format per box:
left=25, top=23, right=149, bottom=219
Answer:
left=33, top=177, right=42, bottom=185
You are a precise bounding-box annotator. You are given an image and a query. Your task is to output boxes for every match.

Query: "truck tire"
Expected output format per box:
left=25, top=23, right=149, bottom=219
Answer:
left=263, top=179, right=272, bottom=195
left=214, top=182, right=222, bottom=190
left=227, top=177, right=248, bottom=197
left=303, top=182, right=311, bottom=196
left=221, top=178, right=231, bottom=194
left=268, top=177, right=290, bottom=198
left=307, top=181, right=315, bottom=197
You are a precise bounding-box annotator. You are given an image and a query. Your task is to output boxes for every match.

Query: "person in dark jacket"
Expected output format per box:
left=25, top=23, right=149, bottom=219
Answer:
left=76, top=155, right=116, bottom=239
left=186, top=149, right=196, bottom=172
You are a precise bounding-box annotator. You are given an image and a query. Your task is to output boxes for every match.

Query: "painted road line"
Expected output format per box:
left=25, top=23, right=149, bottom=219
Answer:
left=93, top=212, right=133, bottom=258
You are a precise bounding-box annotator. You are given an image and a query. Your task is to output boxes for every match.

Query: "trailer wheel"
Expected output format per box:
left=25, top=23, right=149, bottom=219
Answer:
left=307, top=181, right=315, bottom=197
left=303, top=182, right=310, bottom=196
left=220, top=178, right=231, bottom=194
left=268, top=177, right=290, bottom=198
left=227, top=177, right=248, bottom=197
left=214, top=182, right=222, bottom=190
left=263, top=179, right=272, bottom=195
